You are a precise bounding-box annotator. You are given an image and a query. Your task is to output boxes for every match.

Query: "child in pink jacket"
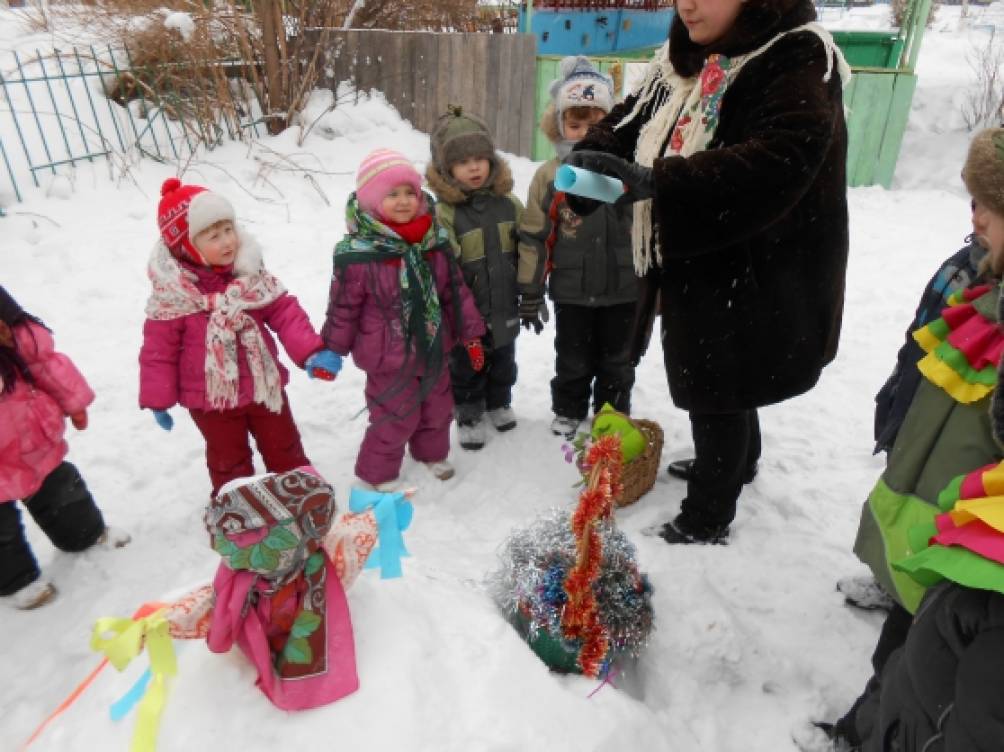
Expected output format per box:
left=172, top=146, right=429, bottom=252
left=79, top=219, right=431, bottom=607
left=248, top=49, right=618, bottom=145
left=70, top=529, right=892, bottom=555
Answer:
left=140, top=179, right=343, bottom=496
left=321, top=150, right=486, bottom=490
left=0, top=286, right=129, bottom=610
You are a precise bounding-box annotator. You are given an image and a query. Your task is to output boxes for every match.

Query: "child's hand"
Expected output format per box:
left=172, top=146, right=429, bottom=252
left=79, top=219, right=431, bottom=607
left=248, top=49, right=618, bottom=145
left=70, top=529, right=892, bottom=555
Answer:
left=305, top=349, right=343, bottom=381
left=466, top=339, right=485, bottom=372
left=152, top=409, right=174, bottom=432
left=70, top=410, right=88, bottom=430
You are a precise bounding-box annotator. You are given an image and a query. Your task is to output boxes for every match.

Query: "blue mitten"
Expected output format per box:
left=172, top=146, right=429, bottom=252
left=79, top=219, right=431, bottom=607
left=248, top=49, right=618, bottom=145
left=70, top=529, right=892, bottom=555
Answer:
left=152, top=409, right=173, bottom=431
left=305, top=349, right=343, bottom=381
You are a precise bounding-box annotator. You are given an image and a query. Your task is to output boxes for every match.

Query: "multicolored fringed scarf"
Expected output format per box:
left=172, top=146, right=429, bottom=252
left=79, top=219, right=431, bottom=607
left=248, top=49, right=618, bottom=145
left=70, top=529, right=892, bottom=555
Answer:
left=912, top=283, right=1004, bottom=405
left=895, top=460, right=1004, bottom=598
left=145, top=239, right=286, bottom=413
left=616, top=22, right=850, bottom=275
left=333, top=193, right=445, bottom=367
left=204, top=469, right=358, bottom=710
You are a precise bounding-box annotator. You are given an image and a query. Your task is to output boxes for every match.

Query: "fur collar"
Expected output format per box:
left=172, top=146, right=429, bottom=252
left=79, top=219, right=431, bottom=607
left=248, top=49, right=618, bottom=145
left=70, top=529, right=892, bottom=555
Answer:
left=669, top=0, right=818, bottom=76
left=425, top=159, right=515, bottom=205
left=150, top=227, right=264, bottom=279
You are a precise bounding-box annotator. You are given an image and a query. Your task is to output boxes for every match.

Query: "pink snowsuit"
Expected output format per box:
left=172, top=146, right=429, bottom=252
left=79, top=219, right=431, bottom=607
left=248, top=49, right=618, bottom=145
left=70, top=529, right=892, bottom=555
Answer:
left=0, top=321, right=94, bottom=502
left=322, top=241, right=484, bottom=484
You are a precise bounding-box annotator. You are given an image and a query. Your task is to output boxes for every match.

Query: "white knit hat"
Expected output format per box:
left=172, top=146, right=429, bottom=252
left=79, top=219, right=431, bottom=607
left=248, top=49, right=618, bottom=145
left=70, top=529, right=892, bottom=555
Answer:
left=187, top=191, right=236, bottom=240
left=549, top=56, right=615, bottom=136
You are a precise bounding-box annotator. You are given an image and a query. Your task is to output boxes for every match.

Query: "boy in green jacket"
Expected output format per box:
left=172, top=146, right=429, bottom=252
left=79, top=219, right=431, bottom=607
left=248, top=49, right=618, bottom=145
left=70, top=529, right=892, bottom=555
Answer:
left=426, top=108, right=524, bottom=450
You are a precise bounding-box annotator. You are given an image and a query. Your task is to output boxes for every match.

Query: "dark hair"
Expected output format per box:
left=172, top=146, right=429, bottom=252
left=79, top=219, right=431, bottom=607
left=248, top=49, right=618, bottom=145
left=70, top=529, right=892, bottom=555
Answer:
left=0, top=285, right=48, bottom=394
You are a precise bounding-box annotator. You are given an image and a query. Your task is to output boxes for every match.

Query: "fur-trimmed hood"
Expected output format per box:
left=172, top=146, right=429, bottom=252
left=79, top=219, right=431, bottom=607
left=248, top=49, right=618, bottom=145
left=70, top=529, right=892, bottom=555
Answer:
left=424, top=158, right=514, bottom=205
left=669, top=0, right=817, bottom=76
left=151, top=227, right=265, bottom=280
left=540, top=102, right=562, bottom=145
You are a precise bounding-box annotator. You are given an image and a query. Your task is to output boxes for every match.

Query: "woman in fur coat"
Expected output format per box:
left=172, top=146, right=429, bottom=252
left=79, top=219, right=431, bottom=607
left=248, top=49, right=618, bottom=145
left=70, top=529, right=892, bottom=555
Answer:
left=566, top=0, right=851, bottom=544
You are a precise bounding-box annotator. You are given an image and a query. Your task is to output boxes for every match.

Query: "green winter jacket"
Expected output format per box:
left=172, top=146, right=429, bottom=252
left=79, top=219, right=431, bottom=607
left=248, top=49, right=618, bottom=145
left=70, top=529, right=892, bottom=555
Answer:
left=427, top=161, right=524, bottom=349
left=517, top=158, right=637, bottom=307
left=854, top=283, right=1004, bottom=612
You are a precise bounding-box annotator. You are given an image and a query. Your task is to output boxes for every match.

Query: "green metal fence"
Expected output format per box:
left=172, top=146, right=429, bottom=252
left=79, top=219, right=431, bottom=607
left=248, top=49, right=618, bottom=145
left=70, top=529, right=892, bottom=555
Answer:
left=0, top=45, right=264, bottom=214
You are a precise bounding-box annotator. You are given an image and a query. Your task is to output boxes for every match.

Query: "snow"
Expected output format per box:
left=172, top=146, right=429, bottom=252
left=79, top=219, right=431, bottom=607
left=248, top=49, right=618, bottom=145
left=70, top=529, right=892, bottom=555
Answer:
left=162, top=12, right=195, bottom=43
left=0, top=5, right=999, bottom=751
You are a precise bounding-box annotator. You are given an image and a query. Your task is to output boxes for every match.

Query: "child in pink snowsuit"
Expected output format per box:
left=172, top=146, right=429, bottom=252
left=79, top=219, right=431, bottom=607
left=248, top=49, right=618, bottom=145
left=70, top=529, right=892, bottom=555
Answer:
left=321, top=150, right=485, bottom=489
left=140, top=179, right=343, bottom=496
left=0, top=285, right=128, bottom=610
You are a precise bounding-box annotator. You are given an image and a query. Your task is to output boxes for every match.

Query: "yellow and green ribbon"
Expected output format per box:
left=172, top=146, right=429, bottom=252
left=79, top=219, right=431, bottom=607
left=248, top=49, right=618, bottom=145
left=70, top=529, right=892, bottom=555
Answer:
left=90, top=610, right=177, bottom=752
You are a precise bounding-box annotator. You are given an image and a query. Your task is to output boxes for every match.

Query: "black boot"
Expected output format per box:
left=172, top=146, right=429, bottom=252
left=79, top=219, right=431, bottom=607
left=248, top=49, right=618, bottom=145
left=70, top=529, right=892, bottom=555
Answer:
left=667, top=458, right=758, bottom=485
left=23, top=462, right=105, bottom=553
left=658, top=514, right=729, bottom=546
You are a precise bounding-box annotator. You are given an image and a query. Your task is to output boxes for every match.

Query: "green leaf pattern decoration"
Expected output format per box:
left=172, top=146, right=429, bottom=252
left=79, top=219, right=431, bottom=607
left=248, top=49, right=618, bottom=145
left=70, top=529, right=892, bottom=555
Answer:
left=216, top=520, right=301, bottom=573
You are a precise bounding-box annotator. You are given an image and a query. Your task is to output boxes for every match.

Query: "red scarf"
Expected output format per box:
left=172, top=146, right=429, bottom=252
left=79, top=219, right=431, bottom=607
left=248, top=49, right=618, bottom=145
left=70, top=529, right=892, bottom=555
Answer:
left=383, top=214, right=432, bottom=245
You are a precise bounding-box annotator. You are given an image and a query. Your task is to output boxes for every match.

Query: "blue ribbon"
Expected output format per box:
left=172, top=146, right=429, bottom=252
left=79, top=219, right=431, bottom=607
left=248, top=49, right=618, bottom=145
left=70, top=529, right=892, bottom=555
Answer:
left=349, top=487, right=414, bottom=579
left=109, top=668, right=152, bottom=721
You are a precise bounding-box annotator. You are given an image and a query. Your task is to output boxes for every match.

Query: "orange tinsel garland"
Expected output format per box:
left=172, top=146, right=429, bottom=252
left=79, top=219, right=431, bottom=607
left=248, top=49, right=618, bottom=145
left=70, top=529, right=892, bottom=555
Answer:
left=561, top=435, right=623, bottom=677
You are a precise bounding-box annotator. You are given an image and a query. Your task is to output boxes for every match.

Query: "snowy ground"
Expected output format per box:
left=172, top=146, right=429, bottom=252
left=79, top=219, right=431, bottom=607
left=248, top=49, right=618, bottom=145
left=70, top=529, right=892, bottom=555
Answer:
left=1, top=5, right=1001, bottom=751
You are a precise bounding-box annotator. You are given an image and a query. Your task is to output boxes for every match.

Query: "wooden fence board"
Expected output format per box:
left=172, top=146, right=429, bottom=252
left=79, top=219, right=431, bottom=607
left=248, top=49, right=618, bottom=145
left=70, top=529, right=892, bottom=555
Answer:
left=313, top=30, right=537, bottom=157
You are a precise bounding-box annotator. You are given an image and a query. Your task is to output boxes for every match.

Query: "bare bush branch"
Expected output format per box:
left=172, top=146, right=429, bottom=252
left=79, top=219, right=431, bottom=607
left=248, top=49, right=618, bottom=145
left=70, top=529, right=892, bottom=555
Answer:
left=963, top=28, right=1004, bottom=130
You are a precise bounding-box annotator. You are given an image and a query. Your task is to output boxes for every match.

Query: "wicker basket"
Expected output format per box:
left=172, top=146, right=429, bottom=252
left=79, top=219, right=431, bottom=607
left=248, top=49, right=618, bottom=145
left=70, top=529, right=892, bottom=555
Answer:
left=591, top=412, right=664, bottom=508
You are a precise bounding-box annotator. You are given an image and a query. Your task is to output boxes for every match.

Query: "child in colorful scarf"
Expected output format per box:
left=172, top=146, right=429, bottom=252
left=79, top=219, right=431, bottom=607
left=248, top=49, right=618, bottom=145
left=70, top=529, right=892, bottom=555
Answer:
left=823, top=127, right=1004, bottom=749
left=0, top=285, right=129, bottom=610
left=321, top=149, right=486, bottom=491
left=140, top=179, right=342, bottom=496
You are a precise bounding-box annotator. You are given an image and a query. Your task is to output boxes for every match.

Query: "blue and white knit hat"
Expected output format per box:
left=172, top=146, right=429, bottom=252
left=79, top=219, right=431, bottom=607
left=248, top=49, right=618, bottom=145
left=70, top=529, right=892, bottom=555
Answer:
left=549, top=56, right=615, bottom=135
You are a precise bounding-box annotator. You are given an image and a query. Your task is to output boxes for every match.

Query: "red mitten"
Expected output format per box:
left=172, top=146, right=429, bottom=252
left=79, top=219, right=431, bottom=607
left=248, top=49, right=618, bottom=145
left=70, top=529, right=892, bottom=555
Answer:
left=466, top=339, right=485, bottom=372
left=70, top=410, right=88, bottom=430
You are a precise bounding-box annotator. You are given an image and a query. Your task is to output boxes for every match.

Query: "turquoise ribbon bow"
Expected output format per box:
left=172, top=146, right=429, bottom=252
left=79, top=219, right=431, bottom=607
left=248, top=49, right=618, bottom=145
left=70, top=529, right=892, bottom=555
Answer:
left=349, top=488, right=414, bottom=579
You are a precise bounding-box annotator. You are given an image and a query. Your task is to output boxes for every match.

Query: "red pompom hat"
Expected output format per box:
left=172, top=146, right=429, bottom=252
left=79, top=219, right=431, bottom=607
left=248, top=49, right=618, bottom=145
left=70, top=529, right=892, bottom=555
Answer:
left=157, top=178, right=236, bottom=265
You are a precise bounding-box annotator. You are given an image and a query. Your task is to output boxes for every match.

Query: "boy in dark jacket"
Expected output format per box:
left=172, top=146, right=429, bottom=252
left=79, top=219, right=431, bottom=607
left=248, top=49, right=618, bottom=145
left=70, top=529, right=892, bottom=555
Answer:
left=426, top=108, right=524, bottom=451
left=517, top=57, right=638, bottom=439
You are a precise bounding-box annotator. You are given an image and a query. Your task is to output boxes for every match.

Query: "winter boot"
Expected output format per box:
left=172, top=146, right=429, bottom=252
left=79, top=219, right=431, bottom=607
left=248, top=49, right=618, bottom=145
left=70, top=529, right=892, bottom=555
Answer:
left=5, top=579, right=57, bottom=610
left=658, top=515, right=729, bottom=546
left=487, top=406, right=517, bottom=432
left=425, top=460, right=455, bottom=481
left=24, top=462, right=105, bottom=552
left=97, top=526, right=132, bottom=549
left=837, top=575, right=895, bottom=611
left=458, top=419, right=487, bottom=450
left=550, top=414, right=581, bottom=439
left=667, top=458, right=758, bottom=484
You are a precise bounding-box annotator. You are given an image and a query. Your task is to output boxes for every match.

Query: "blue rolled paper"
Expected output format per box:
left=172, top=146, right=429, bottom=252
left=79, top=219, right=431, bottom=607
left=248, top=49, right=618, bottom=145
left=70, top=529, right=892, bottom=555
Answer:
left=554, top=164, right=626, bottom=204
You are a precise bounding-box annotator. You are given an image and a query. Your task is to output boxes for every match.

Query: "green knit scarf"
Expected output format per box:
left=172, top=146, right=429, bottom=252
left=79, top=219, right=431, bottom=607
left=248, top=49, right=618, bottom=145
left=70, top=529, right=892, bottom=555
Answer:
left=333, top=193, right=446, bottom=369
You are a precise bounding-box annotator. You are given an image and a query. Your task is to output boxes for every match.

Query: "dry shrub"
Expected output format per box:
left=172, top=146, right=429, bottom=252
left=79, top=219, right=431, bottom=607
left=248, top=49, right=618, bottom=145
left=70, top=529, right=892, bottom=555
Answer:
left=963, top=28, right=1004, bottom=130
left=347, top=0, right=481, bottom=31
left=30, top=0, right=359, bottom=139
left=892, top=0, right=940, bottom=28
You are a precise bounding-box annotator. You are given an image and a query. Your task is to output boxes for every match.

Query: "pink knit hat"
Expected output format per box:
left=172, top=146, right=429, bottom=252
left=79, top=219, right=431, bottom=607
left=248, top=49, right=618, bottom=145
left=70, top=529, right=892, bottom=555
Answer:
left=355, top=149, right=426, bottom=220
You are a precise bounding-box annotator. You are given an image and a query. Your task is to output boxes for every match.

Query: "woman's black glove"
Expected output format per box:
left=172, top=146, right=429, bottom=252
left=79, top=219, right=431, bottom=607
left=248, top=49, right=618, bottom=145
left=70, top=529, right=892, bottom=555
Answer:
left=565, top=150, right=655, bottom=204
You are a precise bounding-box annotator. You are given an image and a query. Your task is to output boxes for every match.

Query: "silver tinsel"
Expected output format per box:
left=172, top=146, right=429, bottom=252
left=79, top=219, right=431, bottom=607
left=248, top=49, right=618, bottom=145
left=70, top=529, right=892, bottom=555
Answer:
left=485, top=508, right=654, bottom=659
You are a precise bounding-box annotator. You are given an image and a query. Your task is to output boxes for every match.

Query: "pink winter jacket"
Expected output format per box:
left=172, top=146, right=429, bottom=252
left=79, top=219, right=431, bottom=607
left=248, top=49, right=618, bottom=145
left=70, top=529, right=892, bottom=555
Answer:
left=0, top=321, right=95, bottom=501
left=321, top=244, right=485, bottom=374
left=139, top=236, right=323, bottom=412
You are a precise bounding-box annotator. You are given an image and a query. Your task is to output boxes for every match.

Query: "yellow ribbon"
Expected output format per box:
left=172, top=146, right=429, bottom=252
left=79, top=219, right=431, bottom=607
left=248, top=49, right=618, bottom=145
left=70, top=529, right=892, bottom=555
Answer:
left=90, top=610, right=177, bottom=752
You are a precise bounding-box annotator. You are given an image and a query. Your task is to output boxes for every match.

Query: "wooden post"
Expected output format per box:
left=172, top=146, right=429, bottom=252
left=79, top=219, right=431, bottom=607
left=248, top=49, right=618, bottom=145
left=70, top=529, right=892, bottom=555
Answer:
left=255, top=0, right=286, bottom=134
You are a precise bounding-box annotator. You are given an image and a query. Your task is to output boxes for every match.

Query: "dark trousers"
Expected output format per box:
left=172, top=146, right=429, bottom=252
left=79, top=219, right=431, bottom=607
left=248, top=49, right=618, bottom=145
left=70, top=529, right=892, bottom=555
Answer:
left=679, top=410, right=761, bottom=535
left=448, top=335, right=517, bottom=422
left=0, top=461, right=105, bottom=595
left=833, top=603, right=913, bottom=744
left=551, top=302, right=636, bottom=420
left=189, top=392, right=309, bottom=496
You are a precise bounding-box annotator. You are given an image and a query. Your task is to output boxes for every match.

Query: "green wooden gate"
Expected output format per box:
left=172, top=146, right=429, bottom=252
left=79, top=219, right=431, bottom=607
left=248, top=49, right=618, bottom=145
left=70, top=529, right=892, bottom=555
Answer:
left=531, top=0, right=933, bottom=188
